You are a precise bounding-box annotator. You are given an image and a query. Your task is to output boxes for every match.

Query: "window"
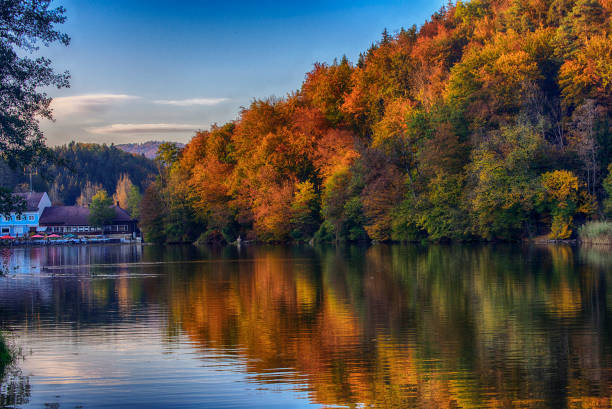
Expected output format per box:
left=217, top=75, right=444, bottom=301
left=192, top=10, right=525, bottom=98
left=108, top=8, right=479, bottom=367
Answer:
left=15, top=215, right=20, bottom=221
left=78, top=226, right=84, bottom=232
left=1, top=228, right=8, bottom=233
left=28, top=215, right=34, bottom=221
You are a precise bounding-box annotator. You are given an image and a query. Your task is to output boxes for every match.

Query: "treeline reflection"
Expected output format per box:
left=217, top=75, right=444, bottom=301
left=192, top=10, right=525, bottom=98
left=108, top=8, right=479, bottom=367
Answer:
left=1, top=244, right=611, bottom=408
left=168, top=244, right=611, bottom=408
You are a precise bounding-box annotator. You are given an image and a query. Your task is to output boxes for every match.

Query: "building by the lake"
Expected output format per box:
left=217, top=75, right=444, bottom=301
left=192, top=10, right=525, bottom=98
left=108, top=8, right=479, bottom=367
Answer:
left=39, top=205, right=139, bottom=236
left=1, top=191, right=139, bottom=238
left=0, top=192, right=52, bottom=237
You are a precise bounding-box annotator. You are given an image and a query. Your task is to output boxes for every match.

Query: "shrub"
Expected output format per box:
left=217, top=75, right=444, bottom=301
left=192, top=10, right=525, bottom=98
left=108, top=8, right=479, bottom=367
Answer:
left=194, top=230, right=228, bottom=246
left=314, top=221, right=336, bottom=242
left=0, top=332, right=12, bottom=370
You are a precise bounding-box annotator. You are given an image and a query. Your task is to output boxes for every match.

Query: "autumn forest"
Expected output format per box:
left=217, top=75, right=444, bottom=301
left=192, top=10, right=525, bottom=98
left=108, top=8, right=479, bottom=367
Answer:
left=138, top=0, right=612, bottom=244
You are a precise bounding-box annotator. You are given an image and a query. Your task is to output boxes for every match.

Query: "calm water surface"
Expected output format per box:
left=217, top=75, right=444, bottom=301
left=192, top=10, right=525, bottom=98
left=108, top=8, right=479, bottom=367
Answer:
left=0, top=244, right=610, bottom=408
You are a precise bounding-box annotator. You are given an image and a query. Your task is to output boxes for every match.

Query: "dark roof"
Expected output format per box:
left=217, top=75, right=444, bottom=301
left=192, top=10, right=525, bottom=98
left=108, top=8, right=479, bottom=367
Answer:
left=40, top=205, right=134, bottom=226
left=13, top=192, right=45, bottom=211
left=40, top=206, right=89, bottom=225
left=111, top=206, right=133, bottom=222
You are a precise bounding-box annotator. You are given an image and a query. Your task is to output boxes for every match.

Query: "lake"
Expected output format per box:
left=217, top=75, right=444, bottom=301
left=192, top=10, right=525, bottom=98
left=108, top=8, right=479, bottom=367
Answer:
left=0, top=243, right=610, bottom=408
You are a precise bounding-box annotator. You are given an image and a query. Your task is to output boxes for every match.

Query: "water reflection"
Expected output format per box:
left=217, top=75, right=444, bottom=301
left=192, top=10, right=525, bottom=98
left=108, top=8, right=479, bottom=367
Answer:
left=0, top=244, right=610, bottom=408
left=0, top=371, right=30, bottom=408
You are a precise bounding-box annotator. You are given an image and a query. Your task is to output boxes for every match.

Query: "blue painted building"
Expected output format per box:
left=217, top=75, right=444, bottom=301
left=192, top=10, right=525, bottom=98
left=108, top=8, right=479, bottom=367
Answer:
left=0, top=192, right=52, bottom=237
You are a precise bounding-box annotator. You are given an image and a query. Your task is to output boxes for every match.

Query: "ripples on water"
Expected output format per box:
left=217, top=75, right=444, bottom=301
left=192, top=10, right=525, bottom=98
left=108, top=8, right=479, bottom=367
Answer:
left=0, top=243, right=610, bottom=408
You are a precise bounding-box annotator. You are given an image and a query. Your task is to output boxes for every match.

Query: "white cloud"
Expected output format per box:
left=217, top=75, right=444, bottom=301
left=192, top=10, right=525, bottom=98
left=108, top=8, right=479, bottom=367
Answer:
left=51, top=94, right=139, bottom=116
left=153, top=97, right=229, bottom=106
left=87, top=123, right=201, bottom=135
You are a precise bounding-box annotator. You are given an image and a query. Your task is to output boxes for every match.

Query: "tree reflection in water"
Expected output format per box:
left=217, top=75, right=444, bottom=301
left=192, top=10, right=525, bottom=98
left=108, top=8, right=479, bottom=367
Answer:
left=0, top=243, right=609, bottom=408
left=165, top=244, right=611, bottom=408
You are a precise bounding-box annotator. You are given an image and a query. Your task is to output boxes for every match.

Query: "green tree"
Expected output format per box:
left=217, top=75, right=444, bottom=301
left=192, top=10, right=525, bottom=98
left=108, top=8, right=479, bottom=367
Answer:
left=139, top=184, right=166, bottom=244
left=0, top=0, right=70, bottom=211
left=321, top=167, right=353, bottom=242
left=290, top=181, right=320, bottom=239
left=155, top=142, right=181, bottom=180
left=556, top=0, right=606, bottom=57
left=88, top=190, right=115, bottom=228
left=0, top=190, right=24, bottom=217
left=343, top=196, right=368, bottom=241
left=417, top=174, right=468, bottom=241
left=469, top=123, right=543, bottom=240
left=126, top=186, right=142, bottom=219
left=603, top=164, right=612, bottom=217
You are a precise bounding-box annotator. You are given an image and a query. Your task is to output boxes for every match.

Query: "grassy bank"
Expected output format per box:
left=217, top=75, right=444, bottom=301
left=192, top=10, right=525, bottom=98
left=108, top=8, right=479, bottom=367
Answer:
left=0, top=333, right=11, bottom=368
left=579, top=222, right=612, bottom=245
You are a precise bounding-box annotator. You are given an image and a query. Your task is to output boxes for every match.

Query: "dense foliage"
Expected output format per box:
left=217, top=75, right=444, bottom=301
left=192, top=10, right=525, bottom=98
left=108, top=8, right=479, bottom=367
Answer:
left=142, top=0, right=612, bottom=243
left=0, top=332, right=12, bottom=377
left=0, top=0, right=70, bottom=212
left=0, top=142, right=156, bottom=207
left=88, top=190, right=114, bottom=227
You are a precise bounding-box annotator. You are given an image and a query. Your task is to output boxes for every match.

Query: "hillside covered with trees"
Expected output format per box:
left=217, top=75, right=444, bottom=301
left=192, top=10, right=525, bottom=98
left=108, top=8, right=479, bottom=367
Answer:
left=141, top=0, right=612, bottom=243
left=0, top=142, right=156, bottom=207
left=117, top=141, right=185, bottom=160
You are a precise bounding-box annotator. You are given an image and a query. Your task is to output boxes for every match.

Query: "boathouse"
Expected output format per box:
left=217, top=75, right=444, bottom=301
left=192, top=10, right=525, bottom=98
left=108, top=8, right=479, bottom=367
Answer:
left=39, top=205, right=139, bottom=236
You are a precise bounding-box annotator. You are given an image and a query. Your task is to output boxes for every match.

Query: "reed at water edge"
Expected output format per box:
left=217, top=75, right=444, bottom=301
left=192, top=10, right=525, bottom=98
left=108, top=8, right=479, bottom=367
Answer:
left=579, top=221, right=612, bottom=245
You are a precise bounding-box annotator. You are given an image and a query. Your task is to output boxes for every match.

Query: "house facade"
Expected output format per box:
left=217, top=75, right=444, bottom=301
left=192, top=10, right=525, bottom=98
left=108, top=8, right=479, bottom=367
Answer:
left=0, top=192, right=52, bottom=237
left=39, top=205, right=139, bottom=236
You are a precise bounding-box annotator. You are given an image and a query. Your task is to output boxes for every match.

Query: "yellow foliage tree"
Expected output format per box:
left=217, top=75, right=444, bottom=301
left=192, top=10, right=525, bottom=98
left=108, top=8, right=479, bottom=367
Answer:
left=541, top=170, right=594, bottom=239
left=76, top=181, right=103, bottom=207
left=113, top=173, right=134, bottom=209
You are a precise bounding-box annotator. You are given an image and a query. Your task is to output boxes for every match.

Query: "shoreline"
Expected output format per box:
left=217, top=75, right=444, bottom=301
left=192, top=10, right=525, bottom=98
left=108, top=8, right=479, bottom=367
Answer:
left=2, top=238, right=611, bottom=249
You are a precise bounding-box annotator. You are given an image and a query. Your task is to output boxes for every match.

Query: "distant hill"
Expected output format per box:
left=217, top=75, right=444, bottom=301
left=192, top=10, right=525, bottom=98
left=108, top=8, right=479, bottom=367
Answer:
left=1, top=142, right=158, bottom=205
left=117, top=141, right=185, bottom=159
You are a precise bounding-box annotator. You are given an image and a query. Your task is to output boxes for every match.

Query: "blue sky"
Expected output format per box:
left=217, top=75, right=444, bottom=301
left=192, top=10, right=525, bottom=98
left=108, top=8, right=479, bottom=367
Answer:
left=41, top=0, right=447, bottom=146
